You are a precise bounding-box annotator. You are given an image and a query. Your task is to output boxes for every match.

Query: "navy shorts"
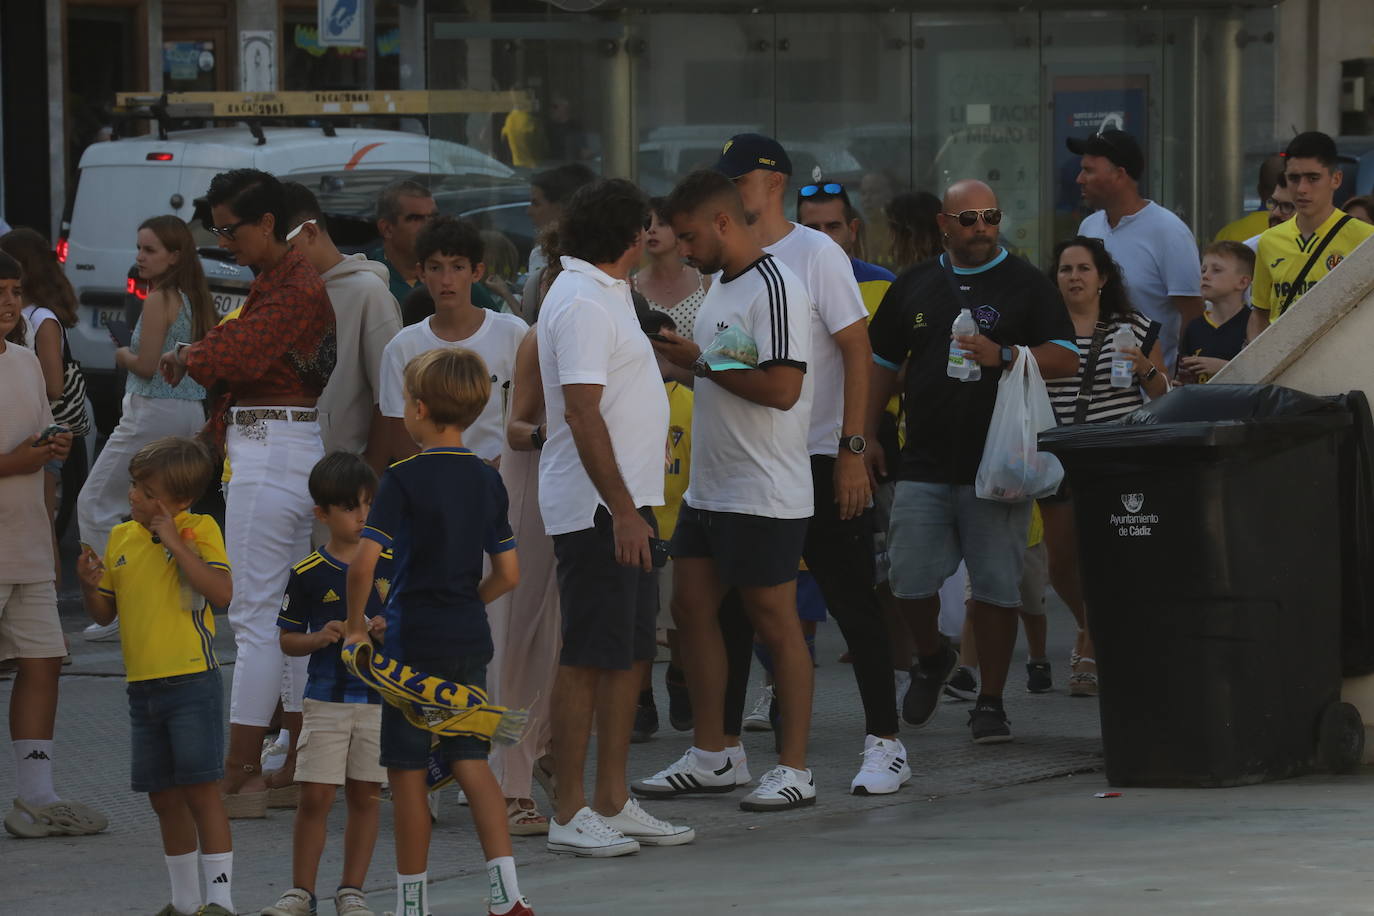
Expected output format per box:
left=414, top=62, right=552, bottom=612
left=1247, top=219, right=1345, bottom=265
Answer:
left=552, top=506, right=658, bottom=670
left=379, top=653, right=492, bottom=770
left=671, top=504, right=809, bottom=588
left=127, top=668, right=225, bottom=793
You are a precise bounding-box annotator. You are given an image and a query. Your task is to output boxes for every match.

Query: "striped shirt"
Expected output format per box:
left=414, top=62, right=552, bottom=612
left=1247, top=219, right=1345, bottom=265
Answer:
left=1047, top=311, right=1154, bottom=426
left=686, top=253, right=815, bottom=520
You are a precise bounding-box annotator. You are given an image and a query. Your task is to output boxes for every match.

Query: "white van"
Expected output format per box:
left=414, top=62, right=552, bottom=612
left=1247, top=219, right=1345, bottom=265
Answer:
left=63, top=126, right=513, bottom=382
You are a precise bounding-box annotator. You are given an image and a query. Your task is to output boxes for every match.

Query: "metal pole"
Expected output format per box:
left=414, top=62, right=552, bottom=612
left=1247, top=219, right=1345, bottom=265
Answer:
left=365, top=0, right=377, bottom=90
left=46, top=0, right=64, bottom=241
left=601, top=12, right=634, bottom=181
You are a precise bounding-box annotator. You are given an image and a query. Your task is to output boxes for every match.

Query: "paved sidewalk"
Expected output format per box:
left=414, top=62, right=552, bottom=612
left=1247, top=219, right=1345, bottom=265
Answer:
left=1, top=569, right=1101, bottom=914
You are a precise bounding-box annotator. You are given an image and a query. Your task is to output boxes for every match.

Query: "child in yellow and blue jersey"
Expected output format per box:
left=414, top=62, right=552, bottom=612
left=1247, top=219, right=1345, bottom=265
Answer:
left=262, top=452, right=394, bottom=916
left=76, top=437, right=236, bottom=916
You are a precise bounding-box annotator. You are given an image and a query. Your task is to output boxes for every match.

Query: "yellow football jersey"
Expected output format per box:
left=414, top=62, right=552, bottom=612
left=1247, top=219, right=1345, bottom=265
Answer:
left=1255, top=209, right=1374, bottom=321
left=653, top=382, right=693, bottom=540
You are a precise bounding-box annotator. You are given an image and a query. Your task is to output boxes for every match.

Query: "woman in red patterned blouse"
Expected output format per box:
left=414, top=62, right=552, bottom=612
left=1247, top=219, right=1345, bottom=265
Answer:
left=160, top=169, right=336, bottom=815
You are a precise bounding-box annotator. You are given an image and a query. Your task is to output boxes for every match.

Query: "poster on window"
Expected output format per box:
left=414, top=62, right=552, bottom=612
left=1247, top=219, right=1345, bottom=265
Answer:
left=240, top=31, right=277, bottom=91
left=1052, top=75, right=1149, bottom=227
left=318, top=0, right=365, bottom=47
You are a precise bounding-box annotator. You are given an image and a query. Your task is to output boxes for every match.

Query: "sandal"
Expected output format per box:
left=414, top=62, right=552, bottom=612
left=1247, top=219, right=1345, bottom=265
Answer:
left=506, top=797, right=549, bottom=836
left=4, top=797, right=108, bottom=837
left=1070, top=654, right=1099, bottom=698
left=222, top=760, right=268, bottom=818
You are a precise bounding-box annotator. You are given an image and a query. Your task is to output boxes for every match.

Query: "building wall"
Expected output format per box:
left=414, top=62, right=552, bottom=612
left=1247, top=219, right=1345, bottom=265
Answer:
left=1277, top=0, right=1374, bottom=140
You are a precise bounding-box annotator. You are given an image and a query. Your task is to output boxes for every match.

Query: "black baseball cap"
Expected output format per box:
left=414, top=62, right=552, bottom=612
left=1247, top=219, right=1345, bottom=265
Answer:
left=713, top=133, right=793, bottom=179
left=1066, top=129, right=1144, bottom=181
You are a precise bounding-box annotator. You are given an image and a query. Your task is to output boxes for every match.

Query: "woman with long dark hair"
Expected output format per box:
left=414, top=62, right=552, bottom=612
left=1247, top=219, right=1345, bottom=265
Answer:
left=1042, top=236, right=1168, bottom=697
left=77, top=216, right=217, bottom=634
left=885, top=191, right=943, bottom=271
left=159, top=169, right=336, bottom=815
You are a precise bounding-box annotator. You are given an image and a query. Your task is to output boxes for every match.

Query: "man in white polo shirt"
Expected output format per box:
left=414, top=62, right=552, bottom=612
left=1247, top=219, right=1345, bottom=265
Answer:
left=1072, top=129, right=1202, bottom=371
left=635, top=168, right=818, bottom=811
left=536, top=178, right=693, bottom=858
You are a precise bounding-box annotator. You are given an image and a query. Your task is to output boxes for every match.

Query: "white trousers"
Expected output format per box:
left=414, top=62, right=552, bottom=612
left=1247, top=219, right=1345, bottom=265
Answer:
left=224, top=411, right=322, bottom=726
left=77, top=394, right=205, bottom=557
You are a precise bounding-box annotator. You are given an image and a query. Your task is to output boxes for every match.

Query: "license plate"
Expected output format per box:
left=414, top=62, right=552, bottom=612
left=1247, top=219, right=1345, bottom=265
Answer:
left=95, top=308, right=123, bottom=329
left=213, top=292, right=246, bottom=316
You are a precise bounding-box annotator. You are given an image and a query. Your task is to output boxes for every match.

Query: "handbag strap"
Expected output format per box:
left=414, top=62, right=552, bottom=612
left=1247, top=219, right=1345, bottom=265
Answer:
left=1073, top=321, right=1110, bottom=425
left=1277, top=215, right=1352, bottom=317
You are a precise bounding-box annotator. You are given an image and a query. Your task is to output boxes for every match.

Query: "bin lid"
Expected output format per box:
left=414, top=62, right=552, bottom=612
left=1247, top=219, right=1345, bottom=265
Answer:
left=1124, top=383, right=1341, bottom=424
left=1040, top=413, right=1351, bottom=458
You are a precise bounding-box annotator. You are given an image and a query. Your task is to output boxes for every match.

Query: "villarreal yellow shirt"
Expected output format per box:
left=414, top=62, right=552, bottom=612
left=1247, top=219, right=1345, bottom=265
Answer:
left=98, top=512, right=230, bottom=682
left=1255, top=208, right=1374, bottom=321
left=1213, top=210, right=1270, bottom=244
left=654, top=382, right=693, bottom=541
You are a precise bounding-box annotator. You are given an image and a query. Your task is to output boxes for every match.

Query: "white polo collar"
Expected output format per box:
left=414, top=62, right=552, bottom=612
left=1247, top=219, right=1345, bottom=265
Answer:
left=560, top=256, right=626, bottom=288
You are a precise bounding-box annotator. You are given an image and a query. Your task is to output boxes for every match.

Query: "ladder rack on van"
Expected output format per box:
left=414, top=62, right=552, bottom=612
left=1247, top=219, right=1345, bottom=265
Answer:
left=112, top=90, right=534, bottom=142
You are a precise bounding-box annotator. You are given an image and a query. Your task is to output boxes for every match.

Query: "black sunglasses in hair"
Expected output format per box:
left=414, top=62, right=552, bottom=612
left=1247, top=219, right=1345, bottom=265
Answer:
left=799, top=183, right=844, bottom=198
left=942, top=208, right=1003, bottom=227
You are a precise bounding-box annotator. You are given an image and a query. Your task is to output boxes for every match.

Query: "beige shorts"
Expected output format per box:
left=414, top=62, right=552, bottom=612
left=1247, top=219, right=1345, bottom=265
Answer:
left=295, top=699, right=386, bottom=785
left=960, top=541, right=1048, bottom=616
left=0, top=581, right=65, bottom=662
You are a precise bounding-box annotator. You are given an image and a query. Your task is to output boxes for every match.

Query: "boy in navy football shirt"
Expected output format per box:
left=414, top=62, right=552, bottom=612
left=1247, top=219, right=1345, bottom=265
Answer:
left=344, top=347, right=528, bottom=916
left=1177, top=241, right=1254, bottom=384
left=264, top=452, right=392, bottom=916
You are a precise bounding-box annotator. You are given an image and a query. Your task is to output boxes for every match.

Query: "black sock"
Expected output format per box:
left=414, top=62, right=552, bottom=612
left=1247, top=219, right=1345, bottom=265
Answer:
left=638, top=688, right=655, bottom=707
left=975, top=693, right=1003, bottom=710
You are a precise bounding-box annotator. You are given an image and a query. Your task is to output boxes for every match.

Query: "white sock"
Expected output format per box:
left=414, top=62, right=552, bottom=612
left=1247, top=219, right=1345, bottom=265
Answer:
left=691, top=746, right=728, bottom=768
left=165, top=852, right=201, bottom=914
left=13, top=739, right=60, bottom=808
left=487, top=856, right=521, bottom=913
left=200, top=851, right=234, bottom=911
left=396, top=871, right=427, bottom=916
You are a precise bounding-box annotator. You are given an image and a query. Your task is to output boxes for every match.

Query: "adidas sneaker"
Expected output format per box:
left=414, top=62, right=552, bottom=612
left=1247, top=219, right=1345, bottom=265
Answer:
left=849, top=735, right=911, bottom=796
left=727, top=744, right=751, bottom=785
left=630, top=747, right=737, bottom=798
left=740, top=765, right=816, bottom=811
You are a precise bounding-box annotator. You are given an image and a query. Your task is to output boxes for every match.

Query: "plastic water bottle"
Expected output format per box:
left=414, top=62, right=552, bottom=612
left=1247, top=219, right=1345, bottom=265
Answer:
left=948, top=308, right=978, bottom=381
left=1111, top=325, right=1137, bottom=389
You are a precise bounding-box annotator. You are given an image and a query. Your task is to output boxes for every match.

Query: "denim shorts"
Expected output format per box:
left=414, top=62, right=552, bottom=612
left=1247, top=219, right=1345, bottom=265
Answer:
left=127, top=668, right=225, bottom=793
left=886, top=481, right=1032, bottom=609
left=379, top=653, right=492, bottom=770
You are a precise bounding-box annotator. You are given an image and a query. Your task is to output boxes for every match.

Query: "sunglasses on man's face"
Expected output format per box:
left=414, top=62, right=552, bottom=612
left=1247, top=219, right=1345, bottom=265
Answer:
left=942, top=208, right=1003, bottom=227
left=799, top=183, right=844, bottom=198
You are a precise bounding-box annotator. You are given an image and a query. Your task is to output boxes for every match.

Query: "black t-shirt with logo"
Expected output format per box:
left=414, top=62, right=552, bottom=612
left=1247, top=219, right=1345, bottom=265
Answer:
left=869, top=250, right=1075, bottom=485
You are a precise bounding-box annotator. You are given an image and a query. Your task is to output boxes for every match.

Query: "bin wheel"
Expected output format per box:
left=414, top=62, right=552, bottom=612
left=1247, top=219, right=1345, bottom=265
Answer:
left=1317, top=702, right=1365, bottom=774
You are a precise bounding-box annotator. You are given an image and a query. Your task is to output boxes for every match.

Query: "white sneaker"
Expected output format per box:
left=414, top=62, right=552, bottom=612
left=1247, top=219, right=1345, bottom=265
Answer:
left=82, top=619, right=119, bottom=641
left=727, top=744, right=751, bottom=785
left=261, top=887, right=315, bottom=916
left=546, top=806, right=640, bottom=857
left=427, top=791, right=439, bottom=823
left=743, top=684, right=774, bottom=731
left=849, top=735, right=912, bottom=796
left=600, top=798, right=694, bottom=846
left=739, top=765, right=816, bottom=811
left=260, top=735, right=288, bottom=773
left=631, top=747, right=737, bottom=798
left=894, top=669, right=911, bottom=710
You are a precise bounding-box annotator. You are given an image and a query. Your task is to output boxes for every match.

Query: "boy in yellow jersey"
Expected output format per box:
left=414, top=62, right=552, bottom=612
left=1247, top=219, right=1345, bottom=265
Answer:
left=1248, top=131, right=1374, bottom=342
left=76, top=437, right=236, bottom=916
left=634, top=311, right=695, bottom=740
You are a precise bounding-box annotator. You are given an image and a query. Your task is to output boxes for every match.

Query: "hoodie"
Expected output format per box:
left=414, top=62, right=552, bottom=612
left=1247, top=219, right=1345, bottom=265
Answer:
left=318, top=253, right=402, bottom=455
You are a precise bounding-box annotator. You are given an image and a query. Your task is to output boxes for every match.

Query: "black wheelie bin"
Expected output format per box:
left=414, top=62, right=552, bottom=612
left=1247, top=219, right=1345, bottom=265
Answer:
left=1039, top=384, right=1367, bottom=787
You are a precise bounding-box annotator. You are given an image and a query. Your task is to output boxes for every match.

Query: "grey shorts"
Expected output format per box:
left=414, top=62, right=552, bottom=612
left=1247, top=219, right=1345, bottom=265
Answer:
left=887, top=481, right=1033, bottom=609
left=961, top=540, right=1048, bottom=615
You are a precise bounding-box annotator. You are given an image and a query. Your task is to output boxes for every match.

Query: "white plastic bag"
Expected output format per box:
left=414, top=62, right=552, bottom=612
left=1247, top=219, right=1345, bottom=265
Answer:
left=975, top=346, right=1064, bottom=502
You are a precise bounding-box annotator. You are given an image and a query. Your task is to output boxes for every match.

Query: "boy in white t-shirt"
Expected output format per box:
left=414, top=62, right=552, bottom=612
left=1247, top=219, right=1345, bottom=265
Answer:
left=634, top=169, right=819, bottom=812
left=378, top=217, right=527, bottom=463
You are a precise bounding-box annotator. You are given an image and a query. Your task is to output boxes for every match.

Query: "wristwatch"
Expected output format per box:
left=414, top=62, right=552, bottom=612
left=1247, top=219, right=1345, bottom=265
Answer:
left=1140, top=366, right=1159, bottom=383
left=841, top=434, right=866, bottom=455
left=691, top=355, right=711, bottom=378
left=530, top=424, right=546, bottom=450
left=999, top=346, right=1015, bottom=371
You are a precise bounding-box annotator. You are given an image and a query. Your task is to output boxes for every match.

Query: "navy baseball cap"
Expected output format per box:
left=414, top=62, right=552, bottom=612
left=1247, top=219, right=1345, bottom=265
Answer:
left=713, top=133, right=793, bottom=179
left=1066, top=129, right=1144, bottom=181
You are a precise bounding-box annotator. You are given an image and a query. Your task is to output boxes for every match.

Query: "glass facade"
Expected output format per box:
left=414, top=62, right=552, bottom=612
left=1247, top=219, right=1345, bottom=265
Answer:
left=428, top=2, right=1276, bottom=271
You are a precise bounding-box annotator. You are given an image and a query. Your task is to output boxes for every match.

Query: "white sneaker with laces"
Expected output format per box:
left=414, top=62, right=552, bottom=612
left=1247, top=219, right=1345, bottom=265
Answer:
left=260, top=887, right=315, bottom=916
left=740, top=765, right=816, bottom=811
left=727, top=744, right=751, bottom=785
left=600, top=798, right=695, bottom=846
left=546, top=806, right=640, bottom=857
left=82, top=619, right=119, bottom=642
left=334, top=885, right=374, bottom=916
left=849, top=735, right=912, bottom=796
left=631, top=747, right=737, bottom=798
left=742, top=684, right=774, bottom=731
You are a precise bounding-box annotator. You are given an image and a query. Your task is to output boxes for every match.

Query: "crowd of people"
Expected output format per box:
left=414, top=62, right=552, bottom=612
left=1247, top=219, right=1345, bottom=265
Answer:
left=0, top=122, right=1369, bottom=916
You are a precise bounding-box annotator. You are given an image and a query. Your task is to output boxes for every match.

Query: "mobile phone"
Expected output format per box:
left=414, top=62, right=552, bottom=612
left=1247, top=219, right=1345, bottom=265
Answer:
left=649, top=537, right=671, bottom=568
left=647, top=332, right=670, bottom=344
left=33, top=424, right=68, bottom=446
left=106, top=318, right=132, bottom=348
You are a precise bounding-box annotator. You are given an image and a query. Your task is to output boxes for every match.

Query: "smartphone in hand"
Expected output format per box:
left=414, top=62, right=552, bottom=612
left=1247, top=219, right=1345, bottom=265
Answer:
left=33, top=424, right=68, bottom=446
left=106, top=318, right=132, bottom=348
left=649, top=537, right=671, bottom=568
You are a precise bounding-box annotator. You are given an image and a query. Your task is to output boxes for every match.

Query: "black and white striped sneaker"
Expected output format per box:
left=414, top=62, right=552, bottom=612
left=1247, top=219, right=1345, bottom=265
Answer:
left=739, top=765, right=816, bottom=811
left=631, top=748, right=738, bottom=798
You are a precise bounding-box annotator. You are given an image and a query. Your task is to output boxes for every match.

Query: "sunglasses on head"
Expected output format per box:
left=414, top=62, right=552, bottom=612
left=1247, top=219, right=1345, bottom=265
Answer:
left=942, top=208, right=1003, bottom=227
left=799, top=183, right=844, bottom=198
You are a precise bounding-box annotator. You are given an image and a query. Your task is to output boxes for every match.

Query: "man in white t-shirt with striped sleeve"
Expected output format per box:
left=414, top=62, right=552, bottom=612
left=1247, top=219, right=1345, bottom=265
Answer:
left=634, top=169, right=819, bottom=812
